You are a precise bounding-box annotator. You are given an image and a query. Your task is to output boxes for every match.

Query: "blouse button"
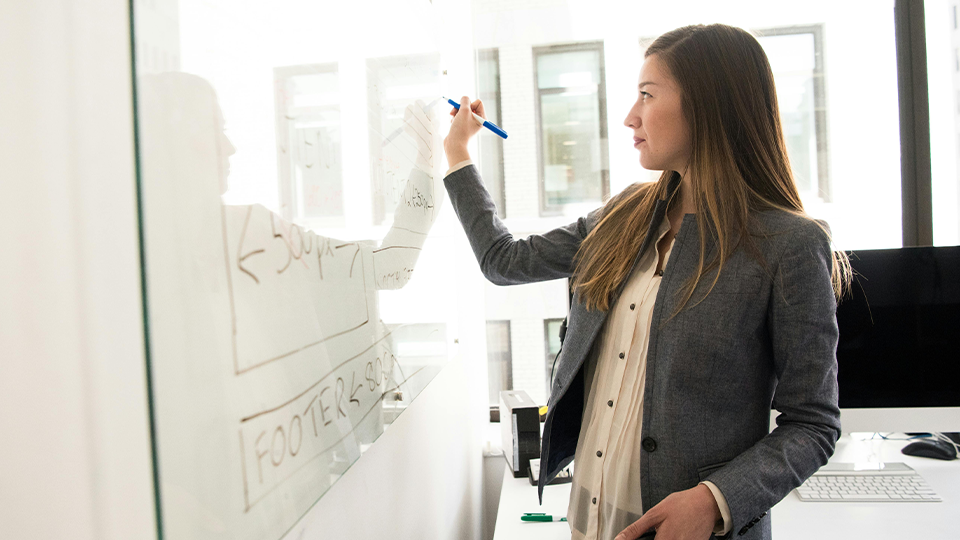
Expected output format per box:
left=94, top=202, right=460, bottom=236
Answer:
left=618, top=352, right=625, bottom=359
left=596, top=450, right=603, bottom=457
left=607, top=400, right=613, bottom=407
left=592, top=497, right=597, bottom=504
left=629, top=303, right=636, bottom=310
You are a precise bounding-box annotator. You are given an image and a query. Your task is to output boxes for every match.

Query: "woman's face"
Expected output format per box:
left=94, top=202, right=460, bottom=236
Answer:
left=623, top=54, right=692, bottom=173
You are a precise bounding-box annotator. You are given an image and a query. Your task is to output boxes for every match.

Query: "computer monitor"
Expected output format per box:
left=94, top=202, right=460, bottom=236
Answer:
left=836, top=245, right=960, bottom=433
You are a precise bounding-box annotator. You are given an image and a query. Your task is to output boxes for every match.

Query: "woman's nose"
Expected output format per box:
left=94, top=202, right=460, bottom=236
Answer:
left=624, top=101, right=640, bottom=128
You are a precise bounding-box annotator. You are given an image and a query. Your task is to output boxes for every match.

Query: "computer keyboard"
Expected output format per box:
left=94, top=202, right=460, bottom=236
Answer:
left=795, top=462, right=941, bottom=502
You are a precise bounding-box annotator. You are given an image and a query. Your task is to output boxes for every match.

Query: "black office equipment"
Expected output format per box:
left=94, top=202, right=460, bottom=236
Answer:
left=500, top=390, right=541, bottom=478
left=836, top=246, right=960, bottom=410
left=527, top=458, right=572, bottom=486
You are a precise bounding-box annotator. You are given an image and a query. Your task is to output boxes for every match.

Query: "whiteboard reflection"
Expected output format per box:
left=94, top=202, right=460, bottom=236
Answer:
left=138, top=72, right=445, bottom=535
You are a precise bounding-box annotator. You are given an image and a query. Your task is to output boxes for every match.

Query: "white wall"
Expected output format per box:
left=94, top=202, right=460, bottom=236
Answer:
left=0, top=1, right=156, bottom=539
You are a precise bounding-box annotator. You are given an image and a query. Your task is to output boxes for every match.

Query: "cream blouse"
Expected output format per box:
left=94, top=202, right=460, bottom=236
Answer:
left=567, top=217, right=731, bottom=540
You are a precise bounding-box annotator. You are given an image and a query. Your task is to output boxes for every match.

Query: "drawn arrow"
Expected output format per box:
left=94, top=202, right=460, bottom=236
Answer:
left=350, top=372, right=363, bottom=407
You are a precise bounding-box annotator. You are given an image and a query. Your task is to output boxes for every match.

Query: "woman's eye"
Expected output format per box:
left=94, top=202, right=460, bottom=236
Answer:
left=640, top=91, right=651, bottom=99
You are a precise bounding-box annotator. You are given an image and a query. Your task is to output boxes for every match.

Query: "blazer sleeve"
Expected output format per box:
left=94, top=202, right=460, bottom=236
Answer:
left=444, top=164, right=600, bottom=285
left=705, top=218, right=842, bottom=537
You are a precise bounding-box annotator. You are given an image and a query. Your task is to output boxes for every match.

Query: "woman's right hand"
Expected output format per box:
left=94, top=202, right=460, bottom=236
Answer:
left=443, top=95, right=485, bottom=166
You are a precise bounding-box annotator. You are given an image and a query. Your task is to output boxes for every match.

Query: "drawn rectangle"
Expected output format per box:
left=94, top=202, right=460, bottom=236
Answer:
left=222, top=204, right=371, bottom=374
left=237, top=336, right=396, bottom=510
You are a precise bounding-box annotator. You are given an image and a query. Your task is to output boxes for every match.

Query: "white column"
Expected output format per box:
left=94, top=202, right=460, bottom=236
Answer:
left=0, top=1, right=156, bottom=539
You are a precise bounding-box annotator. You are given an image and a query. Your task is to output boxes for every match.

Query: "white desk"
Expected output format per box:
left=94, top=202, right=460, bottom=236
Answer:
left=493, top=463, right=572, bottom=540
left=494, top=435, right=960, bottom=539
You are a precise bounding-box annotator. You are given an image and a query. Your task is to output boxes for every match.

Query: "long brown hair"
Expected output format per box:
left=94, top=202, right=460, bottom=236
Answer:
left=573, top=24, right=850, bottom=312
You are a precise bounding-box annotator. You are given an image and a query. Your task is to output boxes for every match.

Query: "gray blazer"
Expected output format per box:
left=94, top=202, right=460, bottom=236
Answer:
left=445, top=165, right=841, bottom=540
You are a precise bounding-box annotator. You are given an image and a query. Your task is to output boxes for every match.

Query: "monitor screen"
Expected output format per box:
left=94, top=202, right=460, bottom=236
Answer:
left=836, top=246, right=960, bottom=409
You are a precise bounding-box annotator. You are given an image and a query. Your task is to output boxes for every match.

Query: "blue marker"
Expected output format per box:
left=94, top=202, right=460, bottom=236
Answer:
left=445, top=97, right=508, bottom=139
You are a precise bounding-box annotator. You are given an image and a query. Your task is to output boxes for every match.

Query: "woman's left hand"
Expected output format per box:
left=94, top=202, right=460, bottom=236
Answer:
left=615, top=484, right=720, bottom=540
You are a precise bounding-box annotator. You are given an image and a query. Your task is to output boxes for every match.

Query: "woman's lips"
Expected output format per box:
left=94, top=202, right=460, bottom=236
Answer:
left=633, top=137, right=645, bottom=146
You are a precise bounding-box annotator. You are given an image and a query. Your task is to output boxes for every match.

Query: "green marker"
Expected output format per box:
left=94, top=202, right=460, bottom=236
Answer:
left=521, top=513, right=567, bottom=522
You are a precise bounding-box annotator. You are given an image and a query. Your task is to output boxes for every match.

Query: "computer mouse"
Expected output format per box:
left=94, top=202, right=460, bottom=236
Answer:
left=901, top=439, right=958, bottom=461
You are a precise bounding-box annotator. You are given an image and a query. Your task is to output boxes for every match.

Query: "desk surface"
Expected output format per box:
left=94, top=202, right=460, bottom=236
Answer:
left=493, top=435, right=960, bottom=540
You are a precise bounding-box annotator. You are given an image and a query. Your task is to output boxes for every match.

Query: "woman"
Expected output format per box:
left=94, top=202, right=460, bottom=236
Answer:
left=444, top=24, right=848, bottom=540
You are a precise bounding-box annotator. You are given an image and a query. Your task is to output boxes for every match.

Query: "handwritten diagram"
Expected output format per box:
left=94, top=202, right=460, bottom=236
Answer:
left=224, top=205, right=371, bottom=375
left=139, top=67, right=448, bottom=540
left=223, top=96, right=440, bottom=375
left=237, top=335, right=397, bottom=510
left=225, top=97, right=445, bottom=513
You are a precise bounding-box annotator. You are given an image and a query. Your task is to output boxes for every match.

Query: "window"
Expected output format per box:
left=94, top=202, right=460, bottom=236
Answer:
left=534, top=42, right=609, bottom=215
left=274, top=64, right=344, bottom=227
left=366, top=54, right=441, bottom=225
left=486, top=320, right=513, bottom=406
left=756, top=26, right=831, bottom=202
left=543, top=318, right=564, bottom=399
left=477, top=48, right=506, bottom=217
left=927, top=0, right=960, bottom=245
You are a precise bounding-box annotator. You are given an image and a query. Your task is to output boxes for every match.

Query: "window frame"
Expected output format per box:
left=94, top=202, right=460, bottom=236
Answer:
left=366, top=53, right=442, bottom=225
left=532, top=41, right=610, bottom=217
left=896, top=0, right=934, bottom=246
left=543, top=318, right=564, bottom=399
left=273, top=62, right=344, bottom=225
left=477, top=48, right=507, bottom=218
left=755, top=24, right=832, bottom=203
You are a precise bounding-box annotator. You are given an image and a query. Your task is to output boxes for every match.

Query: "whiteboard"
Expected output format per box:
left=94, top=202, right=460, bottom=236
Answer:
left=134, top=0, right=463, bottom=537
